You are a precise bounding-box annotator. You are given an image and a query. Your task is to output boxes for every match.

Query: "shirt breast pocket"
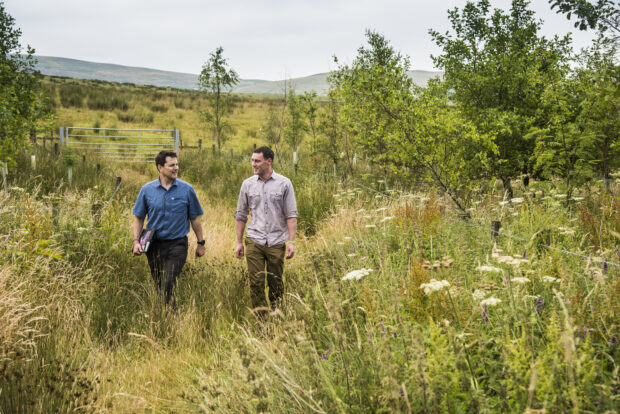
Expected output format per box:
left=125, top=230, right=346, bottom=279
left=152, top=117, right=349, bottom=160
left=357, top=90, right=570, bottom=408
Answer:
left=270, top=192, right=283, bottom=203
left=249, top=193, right=261, bottom=209
left=168, top=197, right=187, bottom=213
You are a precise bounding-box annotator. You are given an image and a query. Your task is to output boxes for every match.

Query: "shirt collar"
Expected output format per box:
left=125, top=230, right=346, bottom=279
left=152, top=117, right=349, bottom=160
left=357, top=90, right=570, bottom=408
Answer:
left=257, top=171, right=277, bottom=182
left=157, top=177, right=178, bottom=189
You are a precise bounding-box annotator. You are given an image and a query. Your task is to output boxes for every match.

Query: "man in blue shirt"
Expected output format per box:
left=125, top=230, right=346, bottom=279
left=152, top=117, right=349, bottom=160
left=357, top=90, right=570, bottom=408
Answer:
left=132, top=150, right=206, bottom=307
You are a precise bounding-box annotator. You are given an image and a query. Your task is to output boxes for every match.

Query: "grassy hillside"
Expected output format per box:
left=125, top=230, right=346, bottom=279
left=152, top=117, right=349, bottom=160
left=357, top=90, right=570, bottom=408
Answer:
left=41, top=76, right=278, bottom=151
left=34, top=56, right=442, bottom=95
left=0, top=147, right=618, bottom=412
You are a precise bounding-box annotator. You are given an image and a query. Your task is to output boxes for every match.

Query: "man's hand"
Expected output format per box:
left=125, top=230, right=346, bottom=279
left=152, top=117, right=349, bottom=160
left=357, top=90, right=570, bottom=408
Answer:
left=132, top=240, right=143, bottom=256
left=195, top=244, right=206, bottom=257
left=235, top=243, right=244, bottom=259
left=286, top=242, right=295, bottom=259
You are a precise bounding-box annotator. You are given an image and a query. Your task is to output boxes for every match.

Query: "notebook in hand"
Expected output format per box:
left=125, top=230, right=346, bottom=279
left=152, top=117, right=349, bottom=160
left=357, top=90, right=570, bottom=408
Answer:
left=139, top=228, right=155, bottom=252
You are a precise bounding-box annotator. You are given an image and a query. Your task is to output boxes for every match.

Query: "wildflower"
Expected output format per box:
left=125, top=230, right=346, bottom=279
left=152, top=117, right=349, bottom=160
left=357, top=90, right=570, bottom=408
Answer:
left=472, top=289, right=487, bottom=301
left=347, top=253, right=356, bottom=257
left=543, top=276, right=560, bottom=283
left=380, top=216, right=394, bottom=222
left=393, top=332, right=398, bottom=339
left=480, top=297, right=502, bottom=307
left=511, top=277, right=530, bottom=284
left=476, top=265, right=501, bottom=272
left=511, top=197, right=524, bottom=203
left=342, top=268, right=373, bottom=281
left=419, top=279, right=450, bottom=295
left=481, top=305, right=489, bottom=325
left=536, top=297, right=543, bottom=314
left=522, top=250, right=527, bottom=259
left=321, top=349, right=332, bottom=360
left=344, top=236, right=352, bottom=240
left=610, top=337, right=618, bottom=346
left=603, top=261, right=608, bottom=273
left=365, top=224, right=377, bottom=228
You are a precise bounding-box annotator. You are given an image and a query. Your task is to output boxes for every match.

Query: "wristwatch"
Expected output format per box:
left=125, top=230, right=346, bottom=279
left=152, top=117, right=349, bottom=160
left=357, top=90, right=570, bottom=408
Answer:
left=197, top=240, right=206, bottom=246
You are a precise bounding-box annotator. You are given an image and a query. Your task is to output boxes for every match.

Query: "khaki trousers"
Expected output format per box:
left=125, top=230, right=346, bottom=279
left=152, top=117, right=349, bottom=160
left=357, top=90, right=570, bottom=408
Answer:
left=245, top=238, right=285, bottom=316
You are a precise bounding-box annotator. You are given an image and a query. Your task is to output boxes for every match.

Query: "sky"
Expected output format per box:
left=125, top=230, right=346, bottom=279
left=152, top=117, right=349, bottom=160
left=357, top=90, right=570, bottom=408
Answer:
left=5, top=0, right=597, bottom=81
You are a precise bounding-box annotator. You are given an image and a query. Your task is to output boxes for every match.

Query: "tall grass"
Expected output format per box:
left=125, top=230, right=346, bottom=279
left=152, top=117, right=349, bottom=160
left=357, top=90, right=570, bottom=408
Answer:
left=0, top=149, right=618, bottom=412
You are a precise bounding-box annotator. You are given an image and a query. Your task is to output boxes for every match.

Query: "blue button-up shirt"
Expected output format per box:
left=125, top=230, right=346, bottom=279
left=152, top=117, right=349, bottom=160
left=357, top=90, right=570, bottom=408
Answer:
left=132, top=178, right=203, bottom=240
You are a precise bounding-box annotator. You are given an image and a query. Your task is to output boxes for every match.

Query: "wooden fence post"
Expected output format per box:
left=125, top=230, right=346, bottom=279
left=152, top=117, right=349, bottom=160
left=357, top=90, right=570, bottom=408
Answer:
left=491, top=220, right=501, bottom=241
left=1, top=162, right=7, bottom=193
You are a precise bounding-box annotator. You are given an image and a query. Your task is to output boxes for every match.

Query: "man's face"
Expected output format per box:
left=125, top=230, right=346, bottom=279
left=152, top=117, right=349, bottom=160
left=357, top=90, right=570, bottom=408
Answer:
left=158, top=156, right=178, bottom=180
left=251, top=152, right=271, bottom=176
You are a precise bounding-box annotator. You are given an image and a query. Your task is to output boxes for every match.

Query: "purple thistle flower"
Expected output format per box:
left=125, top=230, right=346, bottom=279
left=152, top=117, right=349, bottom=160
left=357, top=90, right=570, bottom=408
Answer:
left=603, top=261, right=608, bottom=273
left=393, top=332, right=398, bottom=339
left=536, top=297, right=543, bottom=315
left=610, top=336, right=618, bottom=346
left=321, top=349, right=332, bottom=360
left=399, top=389, right=405, bottom=397
left=481, top=305, right=489, bottom=325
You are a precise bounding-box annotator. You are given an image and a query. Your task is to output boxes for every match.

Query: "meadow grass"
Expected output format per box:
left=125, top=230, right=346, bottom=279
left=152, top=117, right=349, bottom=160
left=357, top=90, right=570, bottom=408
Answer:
left=42, top=77, right=281, bottom=151
left=0, top=147, right=618, bottom=413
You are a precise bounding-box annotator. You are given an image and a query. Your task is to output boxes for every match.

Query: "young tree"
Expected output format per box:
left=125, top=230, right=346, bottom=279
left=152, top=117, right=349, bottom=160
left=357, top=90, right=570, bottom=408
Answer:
left=0, top=2, right=49, bottom=165
left=283, top=89, right=307, bottom=152
left=331, top=31, right=495, bottom=215
left=301, top=91, right=319, bottom=151
left=198, top=47, right=239, bottom=151
left=430, top=0, right=571, bottom=198
left=330, top=30, right=409, bottom=178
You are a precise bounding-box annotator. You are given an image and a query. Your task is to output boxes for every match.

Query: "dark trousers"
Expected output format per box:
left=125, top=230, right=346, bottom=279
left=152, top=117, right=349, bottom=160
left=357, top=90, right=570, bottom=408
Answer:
left=146, top=237, right=188, bottom=307
left=245, top=238, right=285, bottom=318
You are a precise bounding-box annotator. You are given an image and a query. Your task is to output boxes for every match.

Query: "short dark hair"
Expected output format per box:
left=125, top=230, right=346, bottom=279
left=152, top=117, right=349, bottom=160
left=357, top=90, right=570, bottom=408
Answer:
left=253, top=146, right=274, bottom=161
left=155, top=150, right=177, bottom=167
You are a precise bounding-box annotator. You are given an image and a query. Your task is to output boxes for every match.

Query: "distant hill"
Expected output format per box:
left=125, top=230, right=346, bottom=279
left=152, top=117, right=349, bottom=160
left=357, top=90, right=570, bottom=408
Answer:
left=33, top=56, right=442, bottom=95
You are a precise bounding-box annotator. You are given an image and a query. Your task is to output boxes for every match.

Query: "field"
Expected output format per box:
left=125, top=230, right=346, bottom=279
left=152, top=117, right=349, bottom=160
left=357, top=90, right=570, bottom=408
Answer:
left=41, top=76, right=281, bottom=152
left=0, top=140, right=618, bottom=412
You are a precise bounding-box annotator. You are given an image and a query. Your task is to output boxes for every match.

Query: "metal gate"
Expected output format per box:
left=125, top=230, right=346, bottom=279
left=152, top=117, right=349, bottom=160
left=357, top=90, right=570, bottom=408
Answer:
left=60, top=127, right=179, bottom=160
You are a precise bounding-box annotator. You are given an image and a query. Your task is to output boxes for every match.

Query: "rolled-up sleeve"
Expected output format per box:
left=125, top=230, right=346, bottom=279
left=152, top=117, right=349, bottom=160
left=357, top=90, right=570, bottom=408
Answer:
left=283, top=181, right=298, bottom=219
left=234, top=181, right=249, bottom=222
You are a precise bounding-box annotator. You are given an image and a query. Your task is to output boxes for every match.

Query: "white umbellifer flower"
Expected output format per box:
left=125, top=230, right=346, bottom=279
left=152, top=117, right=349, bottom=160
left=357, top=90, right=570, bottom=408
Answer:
left=342, top=268, right=373, bottom=281
left=337, top=242, right=345, bottom=246
left=543, top=276, right=560, bottom=283
left=365, top=224, right=377, bottom=228
left=380, top=216, right=394, bottom=222
left=10, top=187, right=25, bottom=192
left=480, top=297, right=502, bottom=307
left=419, top=279, right=451, bottom=295
left=344, top=237, right=352, bottom=240
left=376, top=207, right=388, bottom=212
left=476, top=265, right=501, bottom=272
left=472, top=289, right=487, bottom=301
left=347, top=253, right=356, bottom=257
left=511, top=277, right=530, bottom=284
left=572, top=197, right=584, bottom=201
left=511, top=197, right=524, bottom=203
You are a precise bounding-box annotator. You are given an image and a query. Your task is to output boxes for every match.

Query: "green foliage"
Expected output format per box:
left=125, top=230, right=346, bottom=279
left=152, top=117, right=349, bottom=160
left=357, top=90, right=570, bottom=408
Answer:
left=0, top=2, right=51, bottom=165
left=549, top=0, right=619, bottom=32
left=430, top=0, right=571, bottom=195
left=331, top=31, right=494, bottom=214
left=198, top=47, right=240, bottom=151
left=283, top=89, right=307, bottom=151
